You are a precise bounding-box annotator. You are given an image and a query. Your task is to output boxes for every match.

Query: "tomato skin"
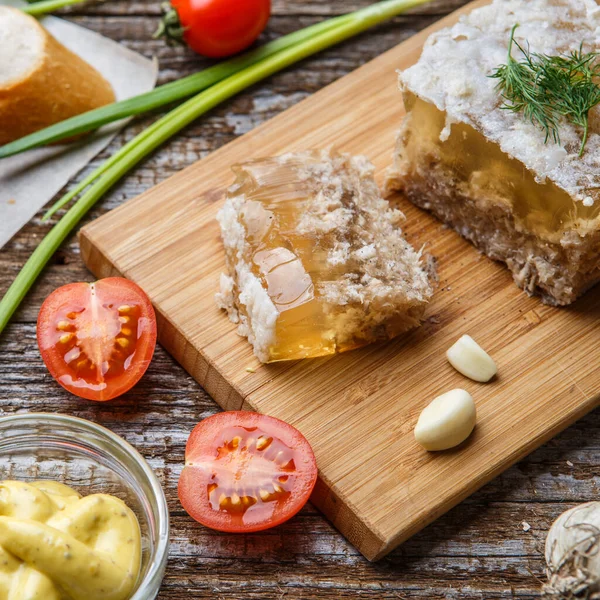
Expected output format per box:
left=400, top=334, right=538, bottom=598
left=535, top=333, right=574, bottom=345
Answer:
left=172, top=0, right=271, bottom=58
left=37, top=278, right=157, bottom=402
left=179, top=412, right=317, bottom=533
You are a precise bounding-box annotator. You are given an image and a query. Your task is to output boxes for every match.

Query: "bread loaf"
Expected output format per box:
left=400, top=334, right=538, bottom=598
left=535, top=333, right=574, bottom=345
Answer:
left=0, top=6, right=116, bottom=145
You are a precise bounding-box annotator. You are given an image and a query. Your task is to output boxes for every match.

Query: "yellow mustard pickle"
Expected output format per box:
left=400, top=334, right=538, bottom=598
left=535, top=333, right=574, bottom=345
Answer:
left=0, top=480, right=141, bottom=600
left=216, top=150, right=432, bottom=363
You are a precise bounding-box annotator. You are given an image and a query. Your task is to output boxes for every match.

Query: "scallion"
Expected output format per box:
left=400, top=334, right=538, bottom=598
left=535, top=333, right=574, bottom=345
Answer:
left=22, top=0, right=86, bottom=16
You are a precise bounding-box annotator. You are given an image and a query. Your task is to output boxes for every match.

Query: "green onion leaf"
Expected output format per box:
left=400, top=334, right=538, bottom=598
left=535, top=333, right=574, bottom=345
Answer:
left=22, top=0, right=85, bottom=16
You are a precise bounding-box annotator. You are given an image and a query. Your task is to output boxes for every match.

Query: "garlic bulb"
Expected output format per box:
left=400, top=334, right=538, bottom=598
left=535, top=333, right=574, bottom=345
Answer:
left=545, top=502, right=600, bottom=598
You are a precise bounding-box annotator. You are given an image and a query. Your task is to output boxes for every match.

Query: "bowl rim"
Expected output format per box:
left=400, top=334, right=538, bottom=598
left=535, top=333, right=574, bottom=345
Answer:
left=0, top=412, right=170, bottom=599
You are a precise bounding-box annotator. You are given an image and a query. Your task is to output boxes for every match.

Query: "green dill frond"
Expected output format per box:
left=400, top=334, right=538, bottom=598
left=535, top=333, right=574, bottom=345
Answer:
left=490, top=25, right=600, bottom=156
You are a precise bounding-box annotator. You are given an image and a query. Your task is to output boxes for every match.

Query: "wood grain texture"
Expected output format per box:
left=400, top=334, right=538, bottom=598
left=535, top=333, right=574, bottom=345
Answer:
left=77, top=0, right=600, bottom=563
left=3, top=0, right=599, bottom=596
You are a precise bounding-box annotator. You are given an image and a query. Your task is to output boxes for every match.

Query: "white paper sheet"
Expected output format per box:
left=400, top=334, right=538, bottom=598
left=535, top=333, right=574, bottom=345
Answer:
left=0, top=0, right=158, bottom=248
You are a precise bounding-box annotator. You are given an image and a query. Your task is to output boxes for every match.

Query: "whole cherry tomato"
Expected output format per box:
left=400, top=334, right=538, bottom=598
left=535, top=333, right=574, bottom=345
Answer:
left=161, top=0, right=271, bottom=59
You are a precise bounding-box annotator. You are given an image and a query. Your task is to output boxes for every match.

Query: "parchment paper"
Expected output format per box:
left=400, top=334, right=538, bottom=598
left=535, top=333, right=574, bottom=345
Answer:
left=0, top=0, right=158, bottom=248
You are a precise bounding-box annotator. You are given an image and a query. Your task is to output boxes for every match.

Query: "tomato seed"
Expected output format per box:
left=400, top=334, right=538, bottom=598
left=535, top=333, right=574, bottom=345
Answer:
left=256, top=436, right=273, bottom=451
left=115, top=338, right=129, bottom=349
left=280, top=459, right=296, bottom=472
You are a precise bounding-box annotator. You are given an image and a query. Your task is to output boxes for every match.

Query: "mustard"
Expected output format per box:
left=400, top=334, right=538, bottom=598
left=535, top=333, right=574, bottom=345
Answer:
left=0, top=480, right=141, bottom=600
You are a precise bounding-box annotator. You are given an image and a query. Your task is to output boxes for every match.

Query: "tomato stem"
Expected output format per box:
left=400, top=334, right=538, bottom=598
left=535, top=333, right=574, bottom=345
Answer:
left=154, top=2, right=187, bottom=46
left=0, top=0, right=432, bottom=335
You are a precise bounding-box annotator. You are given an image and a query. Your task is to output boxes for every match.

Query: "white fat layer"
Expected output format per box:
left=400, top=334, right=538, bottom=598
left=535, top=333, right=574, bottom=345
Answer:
left=401, top=0, right=600, bottom=203
left=216, top=195, right=278, bottom=362
left=236, top=270, right=279, bottom=363
left=0, top=8, right=44, bottom=88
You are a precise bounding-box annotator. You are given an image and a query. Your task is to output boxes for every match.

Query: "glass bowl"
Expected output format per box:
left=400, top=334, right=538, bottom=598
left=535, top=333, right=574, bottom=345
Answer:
left=0, top=413, right=169, bottom=599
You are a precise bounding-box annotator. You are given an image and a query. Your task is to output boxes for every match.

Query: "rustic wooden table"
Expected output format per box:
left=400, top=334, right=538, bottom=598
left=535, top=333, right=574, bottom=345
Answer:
left=0, top=0, right=594, bottom=597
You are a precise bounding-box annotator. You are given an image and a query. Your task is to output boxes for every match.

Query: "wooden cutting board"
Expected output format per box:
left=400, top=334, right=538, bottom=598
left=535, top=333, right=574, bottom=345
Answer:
left=79, top=0, right=600, bottom=561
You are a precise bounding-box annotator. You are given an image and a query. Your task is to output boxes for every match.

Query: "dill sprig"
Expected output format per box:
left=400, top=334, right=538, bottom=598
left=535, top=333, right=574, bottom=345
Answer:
left=491, top=25, right=600, bottom=156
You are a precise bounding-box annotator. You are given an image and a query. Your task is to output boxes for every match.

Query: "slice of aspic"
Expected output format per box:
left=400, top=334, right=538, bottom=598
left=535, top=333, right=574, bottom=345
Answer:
left=216, top=150, right=433, bottom=363
left=386, top=0, right=600, bottom=306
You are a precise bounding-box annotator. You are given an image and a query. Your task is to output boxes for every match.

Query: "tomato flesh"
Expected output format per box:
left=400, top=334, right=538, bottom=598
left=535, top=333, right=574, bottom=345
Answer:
left=172, top=0, right=271, bottom=58
left=37, top=278, right=157, bottom=401
left=179, top=412, right=317, bottom=532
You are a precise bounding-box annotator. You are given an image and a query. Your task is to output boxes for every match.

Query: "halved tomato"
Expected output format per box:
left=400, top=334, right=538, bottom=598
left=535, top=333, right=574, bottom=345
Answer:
left=179, top=412, right=317, bottom=532
left=37, top=278, right=157, bottom=401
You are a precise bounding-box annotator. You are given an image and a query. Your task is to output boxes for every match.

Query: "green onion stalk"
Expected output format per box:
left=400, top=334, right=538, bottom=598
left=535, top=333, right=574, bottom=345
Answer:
left=0, top=0, right=430, bottom=334
left=22, top=0, right=86, bottom=16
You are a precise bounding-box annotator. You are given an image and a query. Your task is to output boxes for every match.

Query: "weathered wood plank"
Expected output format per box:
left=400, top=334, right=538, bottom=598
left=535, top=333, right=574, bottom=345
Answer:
left=0, top=0, right=587, bottom=596
left=54, top=0, right=470, bottom=17
left=79, top=0, right=600, bottom=564
left=1, top=319, right=596, bottom=596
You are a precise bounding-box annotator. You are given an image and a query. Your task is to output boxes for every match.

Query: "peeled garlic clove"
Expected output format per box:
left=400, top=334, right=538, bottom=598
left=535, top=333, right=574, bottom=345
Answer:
left=414, top=389, right=476, bottom=451
left=446, top=335, right=497, bottom=382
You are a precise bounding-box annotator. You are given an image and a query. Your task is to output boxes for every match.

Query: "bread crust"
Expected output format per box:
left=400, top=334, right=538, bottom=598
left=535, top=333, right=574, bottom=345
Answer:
left=0, top=8, right=116, bottom=145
